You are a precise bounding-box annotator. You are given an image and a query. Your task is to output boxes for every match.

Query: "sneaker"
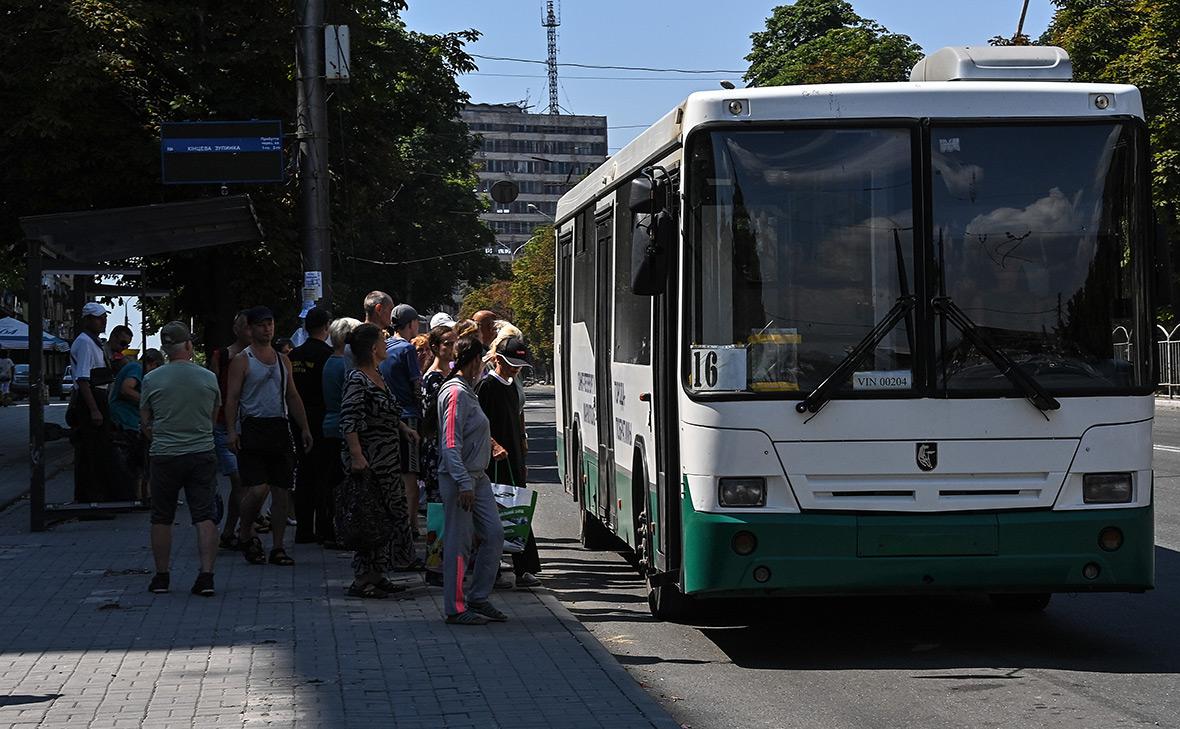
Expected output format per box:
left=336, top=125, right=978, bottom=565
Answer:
left=148, top=573, right=170, bottom=594
left=515, top=572, right=541, bottom=589
left=494, top=572, right=515, bottom=590
left=191, top=572, right=215, bottom=597
left=468, top=600, right=508, bottom=622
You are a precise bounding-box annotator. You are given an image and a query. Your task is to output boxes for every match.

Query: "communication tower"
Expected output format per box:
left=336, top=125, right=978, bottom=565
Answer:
left=543, top=1, right=561, bottom=114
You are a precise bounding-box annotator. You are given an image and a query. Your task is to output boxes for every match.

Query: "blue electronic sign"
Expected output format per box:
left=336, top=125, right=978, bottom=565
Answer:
left=161, top=120, right=284, bottom=185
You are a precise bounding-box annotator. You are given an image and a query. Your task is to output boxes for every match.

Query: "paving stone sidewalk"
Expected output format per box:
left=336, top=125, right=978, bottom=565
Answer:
left=0, top=470, right=680, bottom=729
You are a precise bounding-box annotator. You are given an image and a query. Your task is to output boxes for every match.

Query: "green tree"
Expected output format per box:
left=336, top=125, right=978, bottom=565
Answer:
left=1043, top=1, right=1180, bottom=219
left=0, top=1, right=501, bottom=344
left=745, top=0, right=923, bottom=87
left=508, top=225, right=555, bottom=370
left=459, top=278, right=513, bottom=323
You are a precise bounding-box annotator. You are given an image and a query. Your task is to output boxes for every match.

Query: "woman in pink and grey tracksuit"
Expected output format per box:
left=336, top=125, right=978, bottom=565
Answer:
left=437, top=335, right=507, bottom=625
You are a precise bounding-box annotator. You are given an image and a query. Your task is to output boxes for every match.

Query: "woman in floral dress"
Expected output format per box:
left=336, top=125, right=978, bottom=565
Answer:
left=339, top=323, right=421, bottom=598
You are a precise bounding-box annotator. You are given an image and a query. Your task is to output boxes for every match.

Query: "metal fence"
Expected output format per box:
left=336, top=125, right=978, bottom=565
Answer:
left=1158, top=324, right=1180, bottom=397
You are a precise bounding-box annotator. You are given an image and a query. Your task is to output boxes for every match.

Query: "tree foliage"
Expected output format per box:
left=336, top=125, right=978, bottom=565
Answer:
left=745, top=0, right=923, bottom=87
left=459, top=279, right=513, bottom=323
left=456, top=225, right=554, bottom=369
left=1043, top=0, right=1180, bottom=220
left=508, top=225, right=555, bottom=368
left=0, top=0, right=500, bottom=344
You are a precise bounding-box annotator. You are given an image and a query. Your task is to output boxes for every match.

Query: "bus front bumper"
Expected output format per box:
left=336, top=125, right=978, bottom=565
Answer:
left=680, top=504, right=1155, bottom=596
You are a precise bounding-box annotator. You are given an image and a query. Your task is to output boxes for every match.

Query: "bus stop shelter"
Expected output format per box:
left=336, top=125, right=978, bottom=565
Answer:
left=19, top=195, right=263, bottom=532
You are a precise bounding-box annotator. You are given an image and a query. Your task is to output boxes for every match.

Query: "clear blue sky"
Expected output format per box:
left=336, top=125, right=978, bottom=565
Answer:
left=403, top=0, right=1056, bottom=152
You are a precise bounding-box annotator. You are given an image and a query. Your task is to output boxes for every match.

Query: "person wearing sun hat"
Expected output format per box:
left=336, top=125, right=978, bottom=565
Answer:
left=70, top=301, right=117, bottom=502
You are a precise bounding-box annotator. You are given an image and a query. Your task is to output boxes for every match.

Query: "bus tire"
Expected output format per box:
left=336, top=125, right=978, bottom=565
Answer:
left=989, top=593, right=1051, bottom=612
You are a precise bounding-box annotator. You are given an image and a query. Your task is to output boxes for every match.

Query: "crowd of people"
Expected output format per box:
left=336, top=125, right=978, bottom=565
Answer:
left=67, top=293, right=539, bottom=624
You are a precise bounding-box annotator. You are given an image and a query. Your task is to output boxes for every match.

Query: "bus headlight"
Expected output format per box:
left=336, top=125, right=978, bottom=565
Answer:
left=719, top=478, right=766, bottom=507
left=1082, top=473, right=1133, bottom=504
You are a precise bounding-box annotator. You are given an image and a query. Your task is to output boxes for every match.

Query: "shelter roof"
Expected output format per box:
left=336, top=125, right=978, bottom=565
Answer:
left=19, top=195, right=263, bottom=262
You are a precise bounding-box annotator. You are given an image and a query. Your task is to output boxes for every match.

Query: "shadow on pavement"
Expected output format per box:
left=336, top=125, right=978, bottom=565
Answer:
left=697, top=546, right=1180, bottom=675
left=0, top=694, right=62, bottom=707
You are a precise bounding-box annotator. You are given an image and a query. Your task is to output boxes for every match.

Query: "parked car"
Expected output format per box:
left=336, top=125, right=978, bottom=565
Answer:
left=60, top=365, right=74, bottom=401
left=11, top=364, right=29, bottom=399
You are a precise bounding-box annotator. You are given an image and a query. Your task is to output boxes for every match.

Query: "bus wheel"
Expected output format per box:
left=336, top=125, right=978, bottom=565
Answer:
left=989, top=593, right=1051, bottom=612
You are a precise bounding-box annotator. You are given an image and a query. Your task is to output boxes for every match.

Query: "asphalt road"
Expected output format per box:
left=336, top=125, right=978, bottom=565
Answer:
left=526, top=387, right=1180, bottom=729
left=0, top=398, right=69, bottom=508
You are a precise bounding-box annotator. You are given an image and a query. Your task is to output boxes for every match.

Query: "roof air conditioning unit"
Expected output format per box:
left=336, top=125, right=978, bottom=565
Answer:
left=909, top=46, right=1072, bottom=82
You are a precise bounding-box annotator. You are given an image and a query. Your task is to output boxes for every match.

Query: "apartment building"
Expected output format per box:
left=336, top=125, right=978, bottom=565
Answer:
left=462, top=103, right=608, bottom=261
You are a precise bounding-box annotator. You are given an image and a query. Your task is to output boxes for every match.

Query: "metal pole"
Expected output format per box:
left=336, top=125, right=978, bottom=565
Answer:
left=27, top=239, right=45, bottom=532
left=296, top=0, right=331, bottom=306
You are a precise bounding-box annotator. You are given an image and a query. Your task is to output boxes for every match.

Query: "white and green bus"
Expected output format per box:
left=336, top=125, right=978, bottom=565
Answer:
left=553, top=46, right=1161, bottom=618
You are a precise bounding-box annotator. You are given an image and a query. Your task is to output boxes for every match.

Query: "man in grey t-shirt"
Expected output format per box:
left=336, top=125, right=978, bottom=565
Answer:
left=141, top=321, right=222, bottom=597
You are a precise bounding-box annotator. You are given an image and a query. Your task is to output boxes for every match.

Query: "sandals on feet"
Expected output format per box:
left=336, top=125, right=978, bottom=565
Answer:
left=346, top=582, right=388, bottom=599
left=268, top=548, right=295, bottom=566
left=445, top=610, right=489, bottom=626
left=242, top=538, right=266, bottom=565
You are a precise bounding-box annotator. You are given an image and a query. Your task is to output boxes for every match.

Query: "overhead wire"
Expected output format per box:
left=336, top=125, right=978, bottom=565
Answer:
left=470, top=53, right=744, bottom=75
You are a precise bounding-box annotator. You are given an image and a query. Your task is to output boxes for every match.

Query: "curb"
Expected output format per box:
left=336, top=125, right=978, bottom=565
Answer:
left=532, top=587, right=683, bottom=729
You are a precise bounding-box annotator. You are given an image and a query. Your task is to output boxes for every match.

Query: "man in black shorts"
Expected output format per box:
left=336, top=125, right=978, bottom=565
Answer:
left=141, top=322, right=223, bottom=596
left=224, top=306, right=314, bottom=566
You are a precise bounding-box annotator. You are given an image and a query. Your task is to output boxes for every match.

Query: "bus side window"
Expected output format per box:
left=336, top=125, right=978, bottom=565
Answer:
left=614, top=195, right=651, bottom=364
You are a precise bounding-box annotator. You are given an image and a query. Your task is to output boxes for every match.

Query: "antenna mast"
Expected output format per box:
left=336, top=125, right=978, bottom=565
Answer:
left=543, top=1, right=561, bottom=114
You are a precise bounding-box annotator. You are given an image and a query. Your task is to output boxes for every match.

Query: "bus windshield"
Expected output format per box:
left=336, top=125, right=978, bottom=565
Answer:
left=685, top=121, right=1149, bottom=399
left=932, top=122, right=1146, bottom=393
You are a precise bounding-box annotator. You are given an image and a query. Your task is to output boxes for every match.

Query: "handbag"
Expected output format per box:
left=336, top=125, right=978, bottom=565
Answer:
left=333, top=468, right=395, bottom=550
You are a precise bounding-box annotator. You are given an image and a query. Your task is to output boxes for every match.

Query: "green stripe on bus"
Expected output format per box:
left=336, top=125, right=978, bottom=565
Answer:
left=680, top=497, right=1154, bottom=596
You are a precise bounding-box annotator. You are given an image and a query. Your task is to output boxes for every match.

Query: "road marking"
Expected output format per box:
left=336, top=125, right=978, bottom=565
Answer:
left=1153, top=444, right=1180, bottom=454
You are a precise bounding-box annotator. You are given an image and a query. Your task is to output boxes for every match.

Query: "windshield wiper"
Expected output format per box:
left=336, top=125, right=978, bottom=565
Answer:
left=796, top=295, right=916, bottom=415
left=931, top=296, right=1060, bottom=413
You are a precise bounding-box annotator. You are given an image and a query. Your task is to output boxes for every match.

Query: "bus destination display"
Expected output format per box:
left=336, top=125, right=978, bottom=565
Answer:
left=161, top=121, right=284, bottom=184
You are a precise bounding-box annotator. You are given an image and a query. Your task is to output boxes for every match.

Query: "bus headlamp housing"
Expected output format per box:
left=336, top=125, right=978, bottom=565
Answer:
left=719, top=478, right=766, bottom=507
left=1082, top=473, right=1133, bottom=504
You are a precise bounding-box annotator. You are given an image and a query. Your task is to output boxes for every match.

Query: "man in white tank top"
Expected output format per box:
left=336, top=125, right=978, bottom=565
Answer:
left=224, top=306, right=314, bottom=566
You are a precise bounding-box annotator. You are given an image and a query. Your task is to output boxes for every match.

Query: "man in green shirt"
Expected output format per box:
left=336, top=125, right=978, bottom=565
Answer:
left=140, top=321, right=222, bottom=597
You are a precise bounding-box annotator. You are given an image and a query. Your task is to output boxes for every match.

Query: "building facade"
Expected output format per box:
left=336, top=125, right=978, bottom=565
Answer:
left=462, top=103, right=608, bottom=261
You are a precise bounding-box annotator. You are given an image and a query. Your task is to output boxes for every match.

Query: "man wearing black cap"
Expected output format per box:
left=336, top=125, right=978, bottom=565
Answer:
left=70, top=301, right=117, bottom=502
left=476, top=335, right=542, bottom=587
left=287, top=306, right=334, bottom=544
left=224, top=305, right=314, bottom=566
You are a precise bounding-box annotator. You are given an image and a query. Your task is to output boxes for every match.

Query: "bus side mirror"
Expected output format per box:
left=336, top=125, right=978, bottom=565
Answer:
left=629, top=176, right=658, bottom=214
left=631, top=210, right=673, bottom=295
